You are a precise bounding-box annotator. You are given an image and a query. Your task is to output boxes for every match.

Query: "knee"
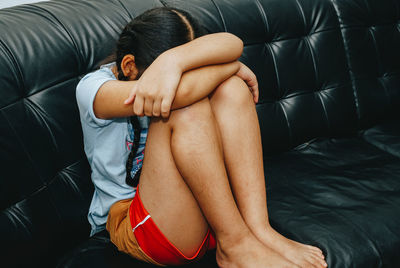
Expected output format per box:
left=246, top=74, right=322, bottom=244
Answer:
left=210, top=75, right=253, bottom=107
left=168, top=98, right=214, bottom=128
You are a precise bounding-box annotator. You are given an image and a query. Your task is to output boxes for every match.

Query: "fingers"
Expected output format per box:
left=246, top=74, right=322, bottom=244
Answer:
left=133, top=95, right=144, bottom=116
left=248, top=73, right=259, bottom=103
left=236, top=62, right=259, bottom=103
left=124, top=84, right=137, bottom=105
left=152, top=98, right=161, bottom=117
left=160, top=97, right=173, bottom=118
left=124, top=94, right=135, bottom=105
left=253, top=83, right=259, bottom=103
left=132, top=72, right=177, bottom=117
left=143, top=98, right=154, bottom=117
left=134, top=95, right=171, bottom=118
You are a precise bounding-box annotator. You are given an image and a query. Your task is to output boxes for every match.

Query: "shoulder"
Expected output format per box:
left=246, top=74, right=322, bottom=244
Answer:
left=76, top=63, right=116, bottom=104
left=77, top=63, right=116, bottom=90
left=76, top=63, right=117, bottom=126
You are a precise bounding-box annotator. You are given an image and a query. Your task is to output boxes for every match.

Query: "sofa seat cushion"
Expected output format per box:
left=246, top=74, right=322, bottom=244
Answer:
left=59, top=136, right=400, bottom=268
left=360, top=119, right=400, bottom=158
left=57, top=230, right=218, bottom=268
left=264, top=137, right=400, bottom=268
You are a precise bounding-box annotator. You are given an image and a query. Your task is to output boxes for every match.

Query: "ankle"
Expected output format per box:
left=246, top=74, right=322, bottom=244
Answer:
left=216, top=229, right=252, bottom=252
left=247, top=221, right=272, bottom=237
left=249, top=223, right=281, bottom=244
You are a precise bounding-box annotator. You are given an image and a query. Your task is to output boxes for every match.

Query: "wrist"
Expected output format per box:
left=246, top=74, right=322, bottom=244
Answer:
left=161, top=49, right=185, bottom=73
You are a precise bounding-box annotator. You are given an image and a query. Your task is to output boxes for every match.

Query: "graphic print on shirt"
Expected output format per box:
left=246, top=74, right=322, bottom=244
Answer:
left=126, top=131, right=133, bottom=151
left=126, top=118, right=148, bottom=183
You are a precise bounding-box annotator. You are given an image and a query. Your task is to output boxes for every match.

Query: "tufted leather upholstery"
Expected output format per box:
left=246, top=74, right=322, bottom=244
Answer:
left=332, top=0, right=400, bottom=129
left=0, top=0, right=399, bottom=267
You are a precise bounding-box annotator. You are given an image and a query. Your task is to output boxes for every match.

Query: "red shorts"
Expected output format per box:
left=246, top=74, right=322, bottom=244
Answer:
left=129, top=186, right=216, bottom=266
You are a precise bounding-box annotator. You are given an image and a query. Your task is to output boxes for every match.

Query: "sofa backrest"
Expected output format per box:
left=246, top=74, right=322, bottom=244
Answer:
left=160, top=0, right=360, bottom=155
left=331, top=0, right=400, bottom=129
left=232, top=0, right=360, bottom=154
left=0, top=0, right=160, bottom=267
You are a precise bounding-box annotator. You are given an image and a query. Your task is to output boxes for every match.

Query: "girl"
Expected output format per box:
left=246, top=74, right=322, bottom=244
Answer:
left=76, top=7, right=327, bottom=268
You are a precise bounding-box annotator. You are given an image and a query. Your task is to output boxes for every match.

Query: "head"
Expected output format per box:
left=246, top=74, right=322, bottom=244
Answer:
left=119, top=8, right=207, bottom=187
left=115, top=7, right=207, bottom=81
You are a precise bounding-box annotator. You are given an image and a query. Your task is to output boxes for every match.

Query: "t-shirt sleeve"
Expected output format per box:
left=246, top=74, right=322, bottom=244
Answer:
left=76, top=67, right=116, bottom=127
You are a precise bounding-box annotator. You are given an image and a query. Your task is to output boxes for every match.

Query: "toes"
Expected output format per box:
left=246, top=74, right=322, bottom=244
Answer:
left=307, top=245, right=323, bottom=254
left=308, top=253, right=327, bottom=268
left=311, top=250, right=325, bottom=260
left=299, top=259, right=317, bottom=268
left=306, top=245, right=325, bottom=260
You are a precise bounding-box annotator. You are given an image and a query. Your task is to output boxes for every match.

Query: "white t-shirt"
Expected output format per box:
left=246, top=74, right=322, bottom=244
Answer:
left=76, top=63, right=149, bottom=236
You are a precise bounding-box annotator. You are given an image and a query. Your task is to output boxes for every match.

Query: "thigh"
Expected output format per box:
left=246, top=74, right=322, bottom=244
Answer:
left=138, top=116, right=209, bottom=257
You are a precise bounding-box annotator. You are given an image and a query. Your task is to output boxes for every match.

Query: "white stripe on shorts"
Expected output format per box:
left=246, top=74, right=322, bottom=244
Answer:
left=132, top=214, right=151, bottom=232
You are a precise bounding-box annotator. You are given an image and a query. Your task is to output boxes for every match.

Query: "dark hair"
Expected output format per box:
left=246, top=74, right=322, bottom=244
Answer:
left=118, top=7, right=207, bottom=187
left=116, top=7, right=207, bottom=80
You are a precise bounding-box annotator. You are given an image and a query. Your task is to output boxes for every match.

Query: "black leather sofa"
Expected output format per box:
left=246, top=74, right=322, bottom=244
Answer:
left=1, top=0, right=399, bottom=267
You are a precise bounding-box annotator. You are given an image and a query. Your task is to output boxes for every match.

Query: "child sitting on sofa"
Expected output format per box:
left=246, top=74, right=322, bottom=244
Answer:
left=76, top=7, right=327, bottom=268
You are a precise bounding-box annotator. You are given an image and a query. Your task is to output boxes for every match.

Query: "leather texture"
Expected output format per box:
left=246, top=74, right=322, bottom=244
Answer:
left=332, top=0, right=400, bottom=129
left=0, top=0, right=399, bottom=267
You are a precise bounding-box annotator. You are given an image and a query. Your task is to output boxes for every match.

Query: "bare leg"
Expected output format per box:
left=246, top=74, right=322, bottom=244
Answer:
left=209, top=76, right=327, bottom=268
left=139, top=98, right=297, bottom=267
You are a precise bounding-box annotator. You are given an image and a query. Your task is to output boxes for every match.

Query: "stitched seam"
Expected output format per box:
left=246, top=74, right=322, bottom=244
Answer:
left=377, top=78, right=392, bottom=108
left=330, top=0, right=361, bottom=124
left=264, top=43, right=281, bottom=92
left=116, top=0, right=134, bottom=19
left=279, top=101, right=293, bottom=147
left=367, top=28, right=392, bottom=109
left=340, top=22, right=400, bottom=29
left=304, top=36, right=319, bottom=88
left=0, top=76, right=78, bottom=111
left=241, top=27, right=341, bottom=46
left=0, top=108, right=43, bottom=182
left=28, top=4, right=83, bottom=72
left=0, top=40, right=25, bottom=91
left=254, top=0, right=269, bottom=37
left=368, top=27, right=383, bottom=76
left=294, top=0, right=307, bottom=34
left=210, top=0, right=227, bottom=31
left=316, top=91, right=331, bottom=133
left=256, top=83, right=351, bottom=105
left=2, top=158, right=89, bottom=212
left=24, top=98, right=60, bottom=153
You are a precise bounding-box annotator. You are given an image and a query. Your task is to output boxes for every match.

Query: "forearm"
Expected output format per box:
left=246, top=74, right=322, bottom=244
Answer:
left=93, top=61, right=240, bottom=119
left=163, top=32, right=243, bottom=72
left=171, top=61, right=240, bottom=109
left=93, top=80, right=137, bottom=119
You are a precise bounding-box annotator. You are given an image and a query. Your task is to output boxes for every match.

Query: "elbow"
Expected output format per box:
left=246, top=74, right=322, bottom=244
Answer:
left=175, top=85, right=191, bottom=107
left=223, top=32, right=244, bottom=59
left=234, top=35, right=244, bottom=58
left=173, top=78, right=194, bottom=110
left=93, top=107, right=107, bottom=120
left=93, top=98, right=109, bottom=120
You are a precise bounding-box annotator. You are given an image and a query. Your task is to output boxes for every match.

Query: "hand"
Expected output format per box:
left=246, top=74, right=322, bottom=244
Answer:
left=124, top=52, right=182, bottom=118
left=236, top=62, right=259, bottom=103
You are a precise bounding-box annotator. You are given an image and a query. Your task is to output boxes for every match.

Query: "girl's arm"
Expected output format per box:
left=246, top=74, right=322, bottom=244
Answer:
left=93, top=61, right=240, bottom=119
left=125, top=33, right=244, bottom=118
left=170, top=32, right=244, bottom=72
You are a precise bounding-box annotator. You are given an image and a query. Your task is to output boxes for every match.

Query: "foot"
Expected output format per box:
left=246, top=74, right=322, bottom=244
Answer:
left=255, top=226, right=327, bottom=268
left=216, top=234, right=299, bottom=268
